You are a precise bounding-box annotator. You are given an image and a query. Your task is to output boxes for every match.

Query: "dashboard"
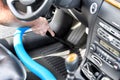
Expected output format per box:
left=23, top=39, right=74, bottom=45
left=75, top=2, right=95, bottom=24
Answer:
left=73, top=0, right=120, bottom=80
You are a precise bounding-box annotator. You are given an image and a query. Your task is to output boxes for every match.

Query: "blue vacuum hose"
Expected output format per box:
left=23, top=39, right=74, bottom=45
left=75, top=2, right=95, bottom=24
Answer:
left=13, top=27, right=56, bottom=80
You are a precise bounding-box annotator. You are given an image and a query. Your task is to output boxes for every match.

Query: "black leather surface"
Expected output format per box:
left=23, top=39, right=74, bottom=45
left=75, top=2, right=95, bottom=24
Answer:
left=0, top=44, right=26, bottom=80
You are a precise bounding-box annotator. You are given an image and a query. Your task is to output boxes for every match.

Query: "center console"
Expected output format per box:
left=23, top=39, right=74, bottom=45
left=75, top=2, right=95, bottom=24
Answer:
left=80, top=0, right=120, bottom=80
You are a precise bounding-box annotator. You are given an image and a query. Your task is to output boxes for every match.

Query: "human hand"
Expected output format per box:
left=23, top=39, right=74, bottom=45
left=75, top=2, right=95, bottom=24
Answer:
left=16, top=17, right=55, bottom=37
left=31, top=17, right=55, bottom=37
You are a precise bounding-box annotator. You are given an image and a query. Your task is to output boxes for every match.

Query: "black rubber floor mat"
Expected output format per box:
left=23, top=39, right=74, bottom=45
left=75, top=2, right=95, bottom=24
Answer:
left=26, top=56, right=67, bottom=80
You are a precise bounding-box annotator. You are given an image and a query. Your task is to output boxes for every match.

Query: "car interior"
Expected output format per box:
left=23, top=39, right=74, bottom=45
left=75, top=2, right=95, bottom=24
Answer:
left=0, top=0, right=120, bottom=80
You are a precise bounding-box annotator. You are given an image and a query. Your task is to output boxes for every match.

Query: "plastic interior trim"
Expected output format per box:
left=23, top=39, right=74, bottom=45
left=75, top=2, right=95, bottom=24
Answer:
left=13, top=27, right=56, bottom=80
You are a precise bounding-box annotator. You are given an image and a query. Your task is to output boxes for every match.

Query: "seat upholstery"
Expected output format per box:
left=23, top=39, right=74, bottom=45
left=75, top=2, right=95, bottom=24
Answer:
left=0, top=44, right=26, bottom=80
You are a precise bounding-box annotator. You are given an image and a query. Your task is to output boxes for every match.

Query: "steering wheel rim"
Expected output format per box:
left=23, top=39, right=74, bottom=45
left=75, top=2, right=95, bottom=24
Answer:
left=7, top=0, right=54, bottom=21
left=13, top=27, right=56, bottom=80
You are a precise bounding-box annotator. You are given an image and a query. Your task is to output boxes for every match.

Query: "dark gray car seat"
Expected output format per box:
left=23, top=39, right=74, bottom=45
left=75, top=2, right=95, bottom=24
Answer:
left=0, top=44, right=26, bottom=80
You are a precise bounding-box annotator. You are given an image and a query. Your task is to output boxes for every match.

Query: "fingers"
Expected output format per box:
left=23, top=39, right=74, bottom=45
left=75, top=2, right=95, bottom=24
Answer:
left=32, top=26, right=55, bottom=36
left=32, top=25, right=48, bottom=36
left=32, top=17, right=55, bottom=36
left=48, top=28, right=55, bottom=37
left=31, top=17, right=55, bottom=36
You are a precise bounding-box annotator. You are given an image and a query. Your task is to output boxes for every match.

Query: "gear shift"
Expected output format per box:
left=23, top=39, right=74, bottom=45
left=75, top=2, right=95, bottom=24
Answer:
left=65, top=53, right=80, bottom=80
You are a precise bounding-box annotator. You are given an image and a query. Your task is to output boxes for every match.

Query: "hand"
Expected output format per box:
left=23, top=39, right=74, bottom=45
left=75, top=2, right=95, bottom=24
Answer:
left=30, top=17, right=55, bottom=37
left=19, top=17, right=55, bottom=37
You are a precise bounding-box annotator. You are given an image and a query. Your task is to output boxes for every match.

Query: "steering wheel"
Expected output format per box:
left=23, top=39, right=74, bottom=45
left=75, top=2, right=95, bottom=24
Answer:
left=6, top=0, right=54, bottom=21
left=13, top=27, right=56, bottom=80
